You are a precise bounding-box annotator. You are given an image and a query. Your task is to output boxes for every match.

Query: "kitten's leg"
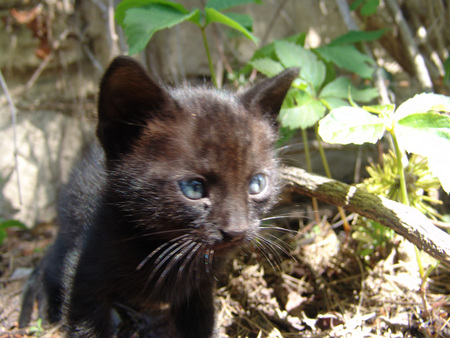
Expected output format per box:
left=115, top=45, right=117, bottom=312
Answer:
left=171, top=284, right=215, bottom=338
left=18, top=265, right=42, bottom=328
left=63, top=256, right=113, bottom=338
left=64, top=283, right=112, bottom=337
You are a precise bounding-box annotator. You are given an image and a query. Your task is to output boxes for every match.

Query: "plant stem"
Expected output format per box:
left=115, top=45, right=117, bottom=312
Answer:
left=315, top=124, right=351, bottom=232
left=302, top=128, right=321, bottom=224
left=200, top=27, right=218, bottom=88
left=302, top=128, right=312, bottom=172
left=390, top=131, right=409, bottom=206
left=390, top=129, right=431, bottom=319
left=315, top=124, right=332, bottom=178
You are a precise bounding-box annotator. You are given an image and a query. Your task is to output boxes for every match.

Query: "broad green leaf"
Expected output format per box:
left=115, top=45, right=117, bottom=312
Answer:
left=204, top=8, right=257, bottom=43
left=122, top=4, right=199, bottom=55
left=329, top=29, right=385, bottom=46
left=394, top=93, right=450, bottom=121
left=363, top=104, right=395, bottom=116
left=350, top=87, right=379, bottom=102
left=396, top=112, right=450, bottom=158
left=250, top=33, right=306, bottom=61
left=224, top=12, right=253, bottom=31
left=116, top=0, right=190, bottom=25
left=318, top=106, right=385, bottom=144
left=275, top=42, right=325, bottom=93
left=319, top=77, right=378, bottom=102
left=0, top=219, right=27, bottom=230
left=0, top=219, right=26, bottom=246
left=280, top=91, right=326, bottom=129
left=428, top=152, right=450, bottom=194
left=250, top=58, right=284, bottom=77
left=274, top=40, right=302, bottom=68
left=319, top=77, right=352, bottom=99
left=361, top=0, right=380, bottom=16
left=206, top=0, right=261, bottom=11
left=315, top=45, right=375, bottom=79
left=350, top=0, right=365, bottom=10
left=321, top=97, right=350, bottom=110
left=292, top=78, right=309, bottom=91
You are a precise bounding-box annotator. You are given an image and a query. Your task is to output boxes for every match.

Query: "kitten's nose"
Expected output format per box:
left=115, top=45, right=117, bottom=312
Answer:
left=221, top=228, right=247, bottom=243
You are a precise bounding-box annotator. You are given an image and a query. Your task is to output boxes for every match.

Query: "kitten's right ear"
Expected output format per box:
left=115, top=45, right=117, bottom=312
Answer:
left=97, top=56, right=171, bottom=160
left=240, top=68, right=299, bottom=124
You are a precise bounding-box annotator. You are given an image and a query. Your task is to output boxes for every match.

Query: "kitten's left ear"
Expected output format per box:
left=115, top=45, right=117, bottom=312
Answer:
left=239, top=68, right=299, bottom=123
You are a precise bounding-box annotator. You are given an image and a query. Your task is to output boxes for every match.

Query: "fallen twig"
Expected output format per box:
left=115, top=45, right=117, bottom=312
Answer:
left=281, top=166, right=450, bottom=267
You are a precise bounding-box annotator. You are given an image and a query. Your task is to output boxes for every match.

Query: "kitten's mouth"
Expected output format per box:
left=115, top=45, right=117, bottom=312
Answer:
left=212, top=238, right=248, bottom=253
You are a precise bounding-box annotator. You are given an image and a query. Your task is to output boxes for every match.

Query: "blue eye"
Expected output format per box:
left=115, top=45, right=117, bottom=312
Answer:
left=248, top=174, right=267, bottom=195
left=179, top=179, right=206, bottom=200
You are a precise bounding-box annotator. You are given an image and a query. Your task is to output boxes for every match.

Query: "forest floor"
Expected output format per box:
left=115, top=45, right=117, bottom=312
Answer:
left=1, top=204, right=450, bottom=338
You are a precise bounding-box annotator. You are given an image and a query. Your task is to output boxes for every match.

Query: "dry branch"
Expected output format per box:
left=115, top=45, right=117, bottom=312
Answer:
left=281, top=166, right=450, bottom=267
left=384, top=0, right=433, bottom=91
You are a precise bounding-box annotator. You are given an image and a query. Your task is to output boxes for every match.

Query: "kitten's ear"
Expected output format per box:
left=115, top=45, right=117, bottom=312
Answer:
left=240, top=68, right=299, bottom=124
left=96, top=56, right=171, bottom=159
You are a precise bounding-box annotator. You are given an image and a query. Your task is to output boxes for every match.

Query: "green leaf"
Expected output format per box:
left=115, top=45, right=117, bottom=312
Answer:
left=315, top=45, right=375, bottom=79
left=250, top=58, right=284, bottom=77
left=319, top=77, right=378, bottom=103
left=279, top=91, right=326, bottom=129
left=204, top=8, right=257, bottom=43
left=361, top=0, right=380, bottom=16
left=329, top=29, right=385, bottom=46
left=396, top=112, right=450, bottom=158
left=0, top=219, right=27, bottom=230
left=250, top=33, right=306, bottom=61
left=206, top=0, right=261, bottom=11
left=275, top=41, right=325, bottom=93
left=122, top=4, right=200, bottom=55
left=0, top=219, right=26, bottom=246
left=274, top=40, right=302, bottom=68
left=318, top=106, right=385, bottom=144
left=223, top=12, right=253, bottom=31
left=428, top=153, right=450, bottom=194
left=363, top=104, right=395, bottom=116
left=116, top=0, right=190, bottom=25
left=320, top=77, right=350, bottom=99
left=321, top=97, right=350, bottom=110
left=319, top=77, right=378, bottom=104
left=350, top=0, right=365, bottom=10
left=394, top=93, right=450, bottom=121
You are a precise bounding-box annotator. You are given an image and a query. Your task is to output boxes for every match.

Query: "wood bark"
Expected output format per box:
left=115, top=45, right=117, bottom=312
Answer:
left=281, top=166, right=450, bottom=267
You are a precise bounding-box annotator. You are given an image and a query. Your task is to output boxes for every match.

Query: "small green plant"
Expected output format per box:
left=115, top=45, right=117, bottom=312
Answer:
left=28, top=318, right=44, bottom=337
left=115, top=0, right=260, bottom=87
left=318, top=92, right=450, bottom=317
left=354, top=151, right=442, bottom=258
left=350, top=0, right=380, bottom=17
left=318, top=93, right=450, bottom=196
left=248, top=32, right=381, bottom=227
left=352, top=218, right=395, bottom=258
left=0, top=217, right=26, bottom=246
left=363, top=151, right=442, bottom=219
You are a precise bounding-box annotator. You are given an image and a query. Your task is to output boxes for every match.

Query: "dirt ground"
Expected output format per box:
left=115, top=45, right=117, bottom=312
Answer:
left=1, top=202, right=449, bottom=338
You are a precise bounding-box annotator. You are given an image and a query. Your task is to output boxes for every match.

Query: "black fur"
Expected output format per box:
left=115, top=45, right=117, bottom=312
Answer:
left=19, top=56, right=298, bottom=337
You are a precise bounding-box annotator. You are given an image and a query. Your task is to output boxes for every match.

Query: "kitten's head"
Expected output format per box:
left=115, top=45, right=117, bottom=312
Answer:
left=97, top=56, right=298, bottom=256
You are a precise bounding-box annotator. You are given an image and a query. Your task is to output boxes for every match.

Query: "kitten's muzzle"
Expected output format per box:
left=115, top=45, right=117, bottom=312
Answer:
left=212, top=228, right=248, bottom=252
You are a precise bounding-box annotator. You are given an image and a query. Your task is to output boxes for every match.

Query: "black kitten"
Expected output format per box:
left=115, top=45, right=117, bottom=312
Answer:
left=19, top=56, right=298, bottom=337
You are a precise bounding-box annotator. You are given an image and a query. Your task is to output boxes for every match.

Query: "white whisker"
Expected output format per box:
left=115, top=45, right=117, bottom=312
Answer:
left=136, top=234, right=190, bottom=271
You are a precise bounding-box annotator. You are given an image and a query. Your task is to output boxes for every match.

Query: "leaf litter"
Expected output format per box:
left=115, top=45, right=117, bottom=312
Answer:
left=1, top=210, right=450, bottom=337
